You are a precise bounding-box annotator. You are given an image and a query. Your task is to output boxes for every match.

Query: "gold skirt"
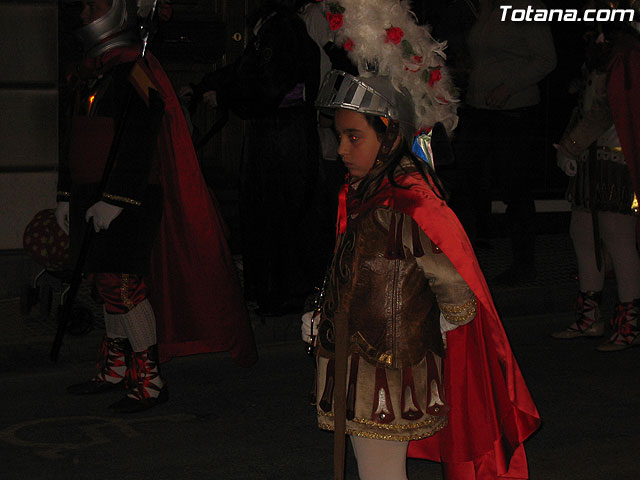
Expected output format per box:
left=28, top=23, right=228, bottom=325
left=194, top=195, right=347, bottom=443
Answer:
left=315, top=352, right=448, bottom=441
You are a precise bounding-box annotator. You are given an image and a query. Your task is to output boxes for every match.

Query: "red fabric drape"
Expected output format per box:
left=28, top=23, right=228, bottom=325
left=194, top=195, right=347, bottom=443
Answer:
left=144, top=53, right=257, bottom=366
left=93, top=47, right=257, bottom=366
left=338, top=173, right=540, bottom=479
left=607, top=34, right=640, bottom=243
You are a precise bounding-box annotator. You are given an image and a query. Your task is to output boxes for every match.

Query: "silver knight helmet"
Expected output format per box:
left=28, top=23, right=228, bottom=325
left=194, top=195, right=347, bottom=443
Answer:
left=75, top=0, right=141, bottom=57
left=315, top=70, right=417, bottom=140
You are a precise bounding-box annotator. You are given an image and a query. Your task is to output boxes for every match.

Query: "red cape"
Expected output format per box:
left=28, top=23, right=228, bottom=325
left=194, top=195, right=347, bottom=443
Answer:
left=607, top=34, right=640, bottom=238
left=339, top=174, right=540, bottom=479
left=99, top=47, right=257, bottom=366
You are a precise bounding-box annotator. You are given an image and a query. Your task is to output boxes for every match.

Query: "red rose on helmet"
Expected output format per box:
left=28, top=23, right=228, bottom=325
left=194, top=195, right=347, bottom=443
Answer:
left=385, top=27, right=404, bottom=45
left=429, top=67, right=442, bottom=87
left=327, top=12, right=344, bottom=30
left=344, top=38, right=354, bottom=51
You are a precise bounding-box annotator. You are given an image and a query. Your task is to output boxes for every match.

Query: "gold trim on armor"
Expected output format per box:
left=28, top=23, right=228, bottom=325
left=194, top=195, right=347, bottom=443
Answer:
left=102, top=192, right=142, bottom=206
left=440, top=297, right=477, bottom=324
left=120, top=274, right=136, bottom=311
left=595, top=145, right=623, bottom=152
left=318, top=410, right=441, bottom=431
left=317, top=419, right=447, bottom=442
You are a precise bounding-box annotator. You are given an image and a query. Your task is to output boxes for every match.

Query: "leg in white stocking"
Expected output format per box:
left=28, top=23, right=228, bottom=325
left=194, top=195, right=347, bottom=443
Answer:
left=109, top=299, right=168, bottom=413
left=119, top=298, right=157, bottom=352
left=349, top=435, right=409, bottom=480
left=570, top=210, right=605, bottom=293
left=598, top=212, right=640, bottom=302
left=552, top=211, right=606, bottom=338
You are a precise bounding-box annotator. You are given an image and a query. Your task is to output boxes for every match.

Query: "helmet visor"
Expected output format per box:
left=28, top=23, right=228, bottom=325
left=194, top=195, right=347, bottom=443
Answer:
left=315, top=70, right=397, bottom=120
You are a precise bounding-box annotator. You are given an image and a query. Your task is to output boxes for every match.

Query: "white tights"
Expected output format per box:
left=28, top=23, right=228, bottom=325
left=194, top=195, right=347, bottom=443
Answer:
left=570, top=210, right=640, bottom=302
left=103, top=299, right=157, bottom=352
left=349, top=435, right=409, bottom=480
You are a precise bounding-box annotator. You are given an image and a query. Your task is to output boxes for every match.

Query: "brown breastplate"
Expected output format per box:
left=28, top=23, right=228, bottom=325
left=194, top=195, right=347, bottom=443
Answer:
left=319, top=207, right=443, bottom=368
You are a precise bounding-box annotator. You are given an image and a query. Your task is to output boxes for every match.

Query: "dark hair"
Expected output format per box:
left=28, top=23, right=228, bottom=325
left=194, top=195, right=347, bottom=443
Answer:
left=365, top=115, right=388, bottom=137
left=357, top=114, right=449, bottom=202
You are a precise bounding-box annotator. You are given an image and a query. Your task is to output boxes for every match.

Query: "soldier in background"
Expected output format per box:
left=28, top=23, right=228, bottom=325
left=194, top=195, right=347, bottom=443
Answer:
left=56, top=0, right=257, bottom=413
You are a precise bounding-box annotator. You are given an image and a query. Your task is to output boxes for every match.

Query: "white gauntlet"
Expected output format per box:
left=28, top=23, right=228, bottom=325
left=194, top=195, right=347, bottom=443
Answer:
left=85, top=201, right=123, bottom=232
left=439, top=312, right=458, bottom=348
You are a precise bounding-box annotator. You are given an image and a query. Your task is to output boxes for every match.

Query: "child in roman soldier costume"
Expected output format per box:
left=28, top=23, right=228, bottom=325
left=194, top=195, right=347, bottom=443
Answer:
left=56, top=0, right=257, bottom=413
left=552, top=2, right=640, bottom=352
left=301, top=1, right=540, bottom=478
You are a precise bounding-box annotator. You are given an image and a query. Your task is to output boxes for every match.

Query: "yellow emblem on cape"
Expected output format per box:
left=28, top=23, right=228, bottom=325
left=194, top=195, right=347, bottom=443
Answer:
left=128, top=59, right=157, bottom=106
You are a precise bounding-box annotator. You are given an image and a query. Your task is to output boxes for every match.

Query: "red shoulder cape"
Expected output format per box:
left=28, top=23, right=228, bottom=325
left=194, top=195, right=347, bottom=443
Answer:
left=99, top=47, right=257, bottom=366
left=607, top=34, right=640, bottom=231
left=339, top=174, right=540, bottom=479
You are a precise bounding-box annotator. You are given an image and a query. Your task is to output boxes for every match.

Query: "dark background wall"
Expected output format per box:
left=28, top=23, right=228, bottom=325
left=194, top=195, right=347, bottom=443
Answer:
left=0, top=0, right=593, bottom=298
left=0, top=0, right=257, bottom=298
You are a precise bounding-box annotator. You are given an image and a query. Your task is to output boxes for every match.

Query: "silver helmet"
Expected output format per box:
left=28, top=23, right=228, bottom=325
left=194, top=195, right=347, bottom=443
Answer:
left=75, top=0, right=140, bottom=57
left=315, top=70, right=417, bottom=140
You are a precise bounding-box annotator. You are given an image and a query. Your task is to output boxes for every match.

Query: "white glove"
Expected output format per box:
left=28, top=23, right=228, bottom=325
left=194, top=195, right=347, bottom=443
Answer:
left=301, top=310, right=320, bottom=344
left=85, top=201, right=123, bottom=232
left=554, top=144, right=577, bottom=177
left=54, top=201, right=70, bottom=235
left=439, top=312, right=460, bottom=349
left=439, top=312, right=460, bottom=335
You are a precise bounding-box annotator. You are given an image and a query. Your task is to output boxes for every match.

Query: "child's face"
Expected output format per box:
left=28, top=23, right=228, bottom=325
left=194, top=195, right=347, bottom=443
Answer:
left=334, top=109, right=382, bottom=180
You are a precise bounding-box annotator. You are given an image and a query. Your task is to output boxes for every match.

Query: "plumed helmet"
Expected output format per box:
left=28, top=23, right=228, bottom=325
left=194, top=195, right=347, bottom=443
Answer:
left=315, top=0, right=458, bottom=137
left=75, top=0, right=141, bottom=57
left=316, top=70, right=417, bottom=139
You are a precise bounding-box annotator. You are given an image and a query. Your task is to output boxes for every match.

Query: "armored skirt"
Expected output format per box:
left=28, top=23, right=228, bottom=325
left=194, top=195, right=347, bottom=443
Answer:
left=315, top=195, right=477, bottom=442
left=566, top=145, right=638, bottom=216
left=561, top=70, right=638, bottom=217
left=315, top=352, right=448, bottom=441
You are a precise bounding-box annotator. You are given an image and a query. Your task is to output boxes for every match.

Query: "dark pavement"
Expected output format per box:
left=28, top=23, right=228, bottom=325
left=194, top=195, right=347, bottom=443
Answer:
left=1, top=233, right=639, bottom=479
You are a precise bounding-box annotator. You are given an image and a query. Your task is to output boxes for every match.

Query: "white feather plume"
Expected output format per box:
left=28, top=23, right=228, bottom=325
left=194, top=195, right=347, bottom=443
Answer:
left=328, top=0, right=459, bottom=133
